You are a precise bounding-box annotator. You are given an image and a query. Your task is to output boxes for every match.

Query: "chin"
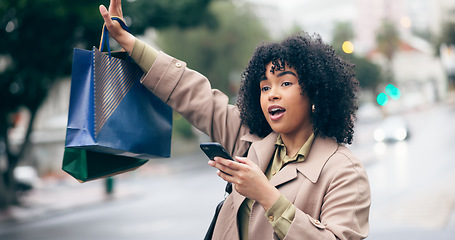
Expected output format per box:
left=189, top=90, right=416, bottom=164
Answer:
left=270, top=125, right=290, bottom=134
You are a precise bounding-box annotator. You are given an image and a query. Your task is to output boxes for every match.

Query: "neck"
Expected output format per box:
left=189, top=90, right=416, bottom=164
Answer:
left=280, top=126, right=313, bottom=157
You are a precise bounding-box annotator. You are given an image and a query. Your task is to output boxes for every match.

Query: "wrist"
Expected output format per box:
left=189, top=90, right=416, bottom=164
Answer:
left=117, top=32, right=135, bottom=54
left=259, top=187, right=281, bottom=211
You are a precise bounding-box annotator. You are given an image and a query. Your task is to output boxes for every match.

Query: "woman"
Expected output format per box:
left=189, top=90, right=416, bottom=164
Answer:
left=99, top=1, right=371, bottom=239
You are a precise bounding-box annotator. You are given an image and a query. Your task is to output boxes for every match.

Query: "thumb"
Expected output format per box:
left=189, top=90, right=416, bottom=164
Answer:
left=234, top=156, right=249, bottom=164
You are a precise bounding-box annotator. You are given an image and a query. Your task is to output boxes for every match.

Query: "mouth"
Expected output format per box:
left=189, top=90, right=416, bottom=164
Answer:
left=268, top=105, right=286, bottom=120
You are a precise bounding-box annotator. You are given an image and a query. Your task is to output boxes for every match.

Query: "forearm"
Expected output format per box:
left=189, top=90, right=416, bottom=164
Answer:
left=117, top=31, right=135, bottom=54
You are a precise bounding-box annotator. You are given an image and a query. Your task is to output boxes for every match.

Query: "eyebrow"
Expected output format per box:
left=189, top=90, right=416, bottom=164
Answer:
left=277, top=71, right=297, bottom=77
left=260, top=71, right=297, bottom=81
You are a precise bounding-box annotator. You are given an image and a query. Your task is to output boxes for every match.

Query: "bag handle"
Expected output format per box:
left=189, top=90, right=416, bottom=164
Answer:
left=99, top=16, right=131, bottom=58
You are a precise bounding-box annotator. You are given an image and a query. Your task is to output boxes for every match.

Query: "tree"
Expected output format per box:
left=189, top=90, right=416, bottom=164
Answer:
left=439, top=7, right=455, bottom=47
left=376, top=20, right=400, bottom=82
left=156, top=1, right=270, bottom=97
left=124, top=0, right=217, bottom=33
left=439, top=11, right=455, bottom=87
left=0, top=0, right=214, bottom=209
left=331, top=22, right=383, bottom=92
left=331, top=22, right=354, bottom=57
left=351, top=56, right=383, bottom=91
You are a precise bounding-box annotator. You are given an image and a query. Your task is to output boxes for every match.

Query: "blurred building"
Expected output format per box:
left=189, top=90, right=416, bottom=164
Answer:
left=354, top=0, right=452, bottom=110
left=354, top=0, right=455, bottom=54
left=239, top=1, right=285, bottom=40
left=369, top=36, right=447, bottom=113
left=245, top=0, right=357, bottom=41
left=31, top=79, right=70, bottom=176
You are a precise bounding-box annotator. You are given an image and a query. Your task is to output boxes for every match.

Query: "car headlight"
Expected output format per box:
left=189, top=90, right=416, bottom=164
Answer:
left=395, top=128, right=407, bottom=141
left=374, top=129, right=385, bottom=142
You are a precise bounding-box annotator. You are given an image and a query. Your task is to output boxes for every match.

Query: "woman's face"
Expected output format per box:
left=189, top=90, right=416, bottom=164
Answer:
left=259, top=62, right=313, bottom=137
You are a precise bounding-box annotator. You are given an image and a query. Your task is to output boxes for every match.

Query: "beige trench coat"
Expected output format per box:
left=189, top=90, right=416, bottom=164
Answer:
left=141, top=51, right=371, bottom=240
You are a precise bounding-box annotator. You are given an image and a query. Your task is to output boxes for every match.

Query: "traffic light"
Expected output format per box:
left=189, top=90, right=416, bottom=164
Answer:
left=376, top=92, right=389, bottom=106
left=385, top=84, right=401, bottom=100
left=376, top=84, right=401, bottom=106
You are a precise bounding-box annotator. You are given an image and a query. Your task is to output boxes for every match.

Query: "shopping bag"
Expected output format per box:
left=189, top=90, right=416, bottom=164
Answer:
left=63, top=17, right=172, bottom=182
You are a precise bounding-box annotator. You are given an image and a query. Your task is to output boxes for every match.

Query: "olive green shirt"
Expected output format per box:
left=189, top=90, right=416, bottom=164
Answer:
left=238, top=133, right=315, bottom=240
left=130, top=39, right=159, bottom=73
left=130, top=39, right=315, bottom=240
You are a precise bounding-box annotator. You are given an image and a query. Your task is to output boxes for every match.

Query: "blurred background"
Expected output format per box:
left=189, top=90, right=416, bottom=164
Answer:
left=1, top=0, right=455, bottom=239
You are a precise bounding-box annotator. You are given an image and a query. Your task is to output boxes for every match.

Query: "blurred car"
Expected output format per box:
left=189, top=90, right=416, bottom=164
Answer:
left=357, top=102, right=382, bottom=123
left=373, top=116, right=410, bottom=142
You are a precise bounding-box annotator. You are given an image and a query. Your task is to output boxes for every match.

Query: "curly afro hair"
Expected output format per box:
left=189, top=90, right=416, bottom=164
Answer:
left=237, top=33, right=358, bottom=144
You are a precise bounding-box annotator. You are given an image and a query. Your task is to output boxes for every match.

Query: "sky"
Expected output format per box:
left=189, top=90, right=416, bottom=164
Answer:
left=243, top=0, right=357, bottom=41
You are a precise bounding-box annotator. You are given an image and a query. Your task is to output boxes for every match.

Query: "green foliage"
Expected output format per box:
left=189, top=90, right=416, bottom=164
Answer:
left=172, top=113, right=195, bottom=140
left=438, top=21, right=455, bottom=54
left=351, top=56, right=383, bottom=91
left=156, top=1, right=270, bottom=96
left=124, top=0, right=217, bottom=33
left=1, top=0, right=104, bottom=112
left=331, top=22, right=354, bottom=53
left=440, top=16, right=455, bottom=45
left=376, top=20, right=400, bottom=61
left=331, top=21, right=383, bottom=91
left=0, top=0, right=215, bottom=112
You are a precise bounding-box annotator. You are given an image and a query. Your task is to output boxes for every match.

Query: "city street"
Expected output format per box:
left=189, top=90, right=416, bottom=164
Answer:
left=0, top=103, right=454, bottom=239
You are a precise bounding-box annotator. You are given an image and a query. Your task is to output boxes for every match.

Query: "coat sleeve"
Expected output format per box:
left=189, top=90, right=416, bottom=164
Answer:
left=283, top=152, right=371, bottom=240
left=140, top=51, right=249, bottom=155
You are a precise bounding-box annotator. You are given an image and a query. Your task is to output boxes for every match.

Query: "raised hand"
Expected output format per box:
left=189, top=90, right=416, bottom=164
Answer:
left=99, top=0, right=135, bottom=53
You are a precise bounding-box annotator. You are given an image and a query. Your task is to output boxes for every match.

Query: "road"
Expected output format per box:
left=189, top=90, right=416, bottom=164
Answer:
left=1, top=103, right=455, bottom=239
left=351, top=103, right=455, bottom=239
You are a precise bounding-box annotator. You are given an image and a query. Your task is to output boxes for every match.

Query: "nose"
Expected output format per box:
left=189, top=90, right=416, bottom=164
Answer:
left=268, top=88, right=280, bottom=101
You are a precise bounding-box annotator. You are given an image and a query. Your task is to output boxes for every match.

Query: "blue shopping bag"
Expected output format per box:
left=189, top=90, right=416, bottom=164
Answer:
left=63, top=18, right=172, bottom=182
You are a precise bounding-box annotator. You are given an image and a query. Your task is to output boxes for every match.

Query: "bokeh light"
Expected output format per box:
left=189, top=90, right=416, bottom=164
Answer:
left=400, top=16, right=412, bottom=28
left=385, top=84, right=401, bottom=100
left=342, top=41, right=354, bottom=54
left=377, top=92, right=389, bottom=106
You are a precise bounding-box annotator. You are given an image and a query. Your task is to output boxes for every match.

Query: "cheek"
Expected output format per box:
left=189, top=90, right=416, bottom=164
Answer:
left=294, top=93, right=311, bottom=113
left=260, top=94, right=268, bottom=117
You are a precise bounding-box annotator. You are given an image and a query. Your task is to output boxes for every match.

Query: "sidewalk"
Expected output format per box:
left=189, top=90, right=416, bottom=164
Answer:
left=0, top=174, right=140, bottom=227
left=0, top=138, right=202, bottom=227
left=371, top=170, right=455, bottom=230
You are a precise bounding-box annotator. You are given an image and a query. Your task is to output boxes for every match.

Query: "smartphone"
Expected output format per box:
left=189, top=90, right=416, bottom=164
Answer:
left=200, top=142, right=233, bottom=161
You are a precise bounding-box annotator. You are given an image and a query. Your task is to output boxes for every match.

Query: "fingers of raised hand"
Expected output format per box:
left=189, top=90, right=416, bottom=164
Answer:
left=108, top=0, right=123, bottom=18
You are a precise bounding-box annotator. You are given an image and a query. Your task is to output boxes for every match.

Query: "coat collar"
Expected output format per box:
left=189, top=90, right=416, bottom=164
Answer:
left=241, top=132, right=278, bottom=172
left=294, top=136, right=339, bottom=183
left=241, top=132, right=339, bottom=185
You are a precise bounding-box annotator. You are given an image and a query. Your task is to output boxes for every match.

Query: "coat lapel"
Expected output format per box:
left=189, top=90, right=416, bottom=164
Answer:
left=235, top=134, right=339, bottom=207
left=295, top=136, right=339, bottom=183
left=240, top=133, right=339, bottom=186
left=240, top=132, right=277, bottom=172
left=270, top=136, right=339, bottom=186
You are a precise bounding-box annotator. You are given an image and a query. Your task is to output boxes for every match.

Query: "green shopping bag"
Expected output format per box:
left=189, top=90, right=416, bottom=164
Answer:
left=62, top=148, right=148, bottom=182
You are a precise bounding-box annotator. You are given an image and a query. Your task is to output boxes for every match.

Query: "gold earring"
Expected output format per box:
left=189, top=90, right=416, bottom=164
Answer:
left=312, top=104, right=315, bottom=113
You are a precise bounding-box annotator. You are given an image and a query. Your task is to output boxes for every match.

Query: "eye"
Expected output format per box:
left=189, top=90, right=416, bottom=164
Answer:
left=261, top=86, right=270, bottom=92
left=282, top=81, right=292, bottom=87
